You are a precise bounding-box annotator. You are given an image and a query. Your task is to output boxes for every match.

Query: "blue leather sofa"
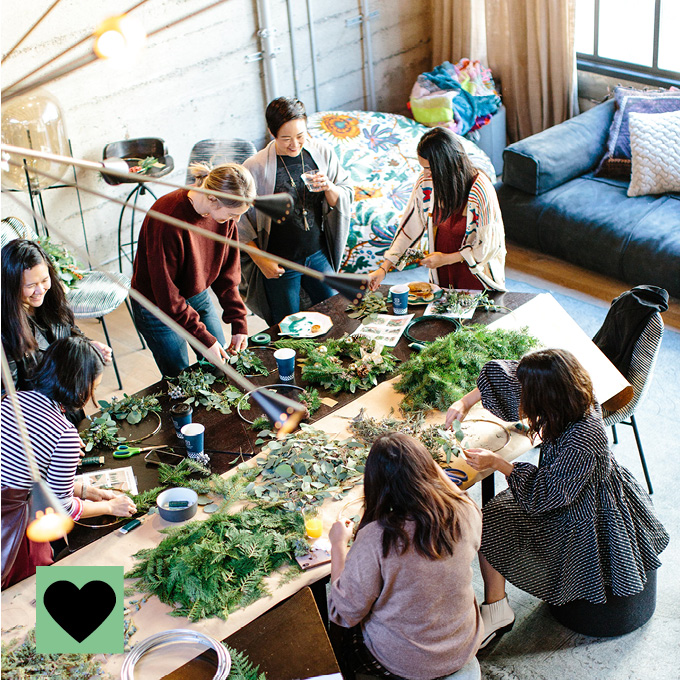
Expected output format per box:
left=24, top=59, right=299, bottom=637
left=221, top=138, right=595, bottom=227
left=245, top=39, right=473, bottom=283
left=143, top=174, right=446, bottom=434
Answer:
left=496, top=100, right=680, bottom=299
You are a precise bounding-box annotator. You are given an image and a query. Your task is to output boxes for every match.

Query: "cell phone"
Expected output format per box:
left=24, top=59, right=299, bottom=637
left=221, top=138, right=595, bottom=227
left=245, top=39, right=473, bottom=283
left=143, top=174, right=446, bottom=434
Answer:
left=144, top=449, right=185, bottom=467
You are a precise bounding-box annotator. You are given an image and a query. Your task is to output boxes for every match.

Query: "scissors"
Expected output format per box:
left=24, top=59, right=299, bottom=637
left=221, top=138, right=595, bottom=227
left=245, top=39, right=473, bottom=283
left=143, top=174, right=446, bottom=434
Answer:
left=113, top=444, right=172, bottom=459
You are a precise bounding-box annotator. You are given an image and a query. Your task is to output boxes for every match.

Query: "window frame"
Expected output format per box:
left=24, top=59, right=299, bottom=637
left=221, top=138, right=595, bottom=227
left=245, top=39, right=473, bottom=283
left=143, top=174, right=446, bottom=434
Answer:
left=576, top=0, right=680, bottom=89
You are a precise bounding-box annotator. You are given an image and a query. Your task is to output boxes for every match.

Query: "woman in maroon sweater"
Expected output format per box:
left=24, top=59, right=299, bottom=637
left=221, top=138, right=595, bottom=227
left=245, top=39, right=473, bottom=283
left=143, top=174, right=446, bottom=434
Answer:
left=131, top=163, right=255, bottom=377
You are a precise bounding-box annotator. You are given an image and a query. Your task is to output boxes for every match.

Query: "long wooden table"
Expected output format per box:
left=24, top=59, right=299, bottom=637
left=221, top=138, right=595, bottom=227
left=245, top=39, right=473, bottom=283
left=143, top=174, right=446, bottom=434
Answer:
left=1, top=290, right=632, bottom=677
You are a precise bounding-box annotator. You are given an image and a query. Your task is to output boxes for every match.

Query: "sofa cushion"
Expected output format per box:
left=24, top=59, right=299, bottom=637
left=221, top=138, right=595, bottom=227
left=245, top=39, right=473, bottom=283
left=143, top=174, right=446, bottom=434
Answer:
left=502, top=100, right=614, bottom=195
left=497, top=176, right=680, bottom=298
left=595, top=86, right=680, bottom=179
left=628, top=110, right=680, bottom=197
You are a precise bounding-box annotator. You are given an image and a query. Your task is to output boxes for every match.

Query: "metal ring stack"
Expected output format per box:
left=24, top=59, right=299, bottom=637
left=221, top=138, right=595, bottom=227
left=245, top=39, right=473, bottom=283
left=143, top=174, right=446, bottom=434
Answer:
left=120, top=629, right=231, bottom=679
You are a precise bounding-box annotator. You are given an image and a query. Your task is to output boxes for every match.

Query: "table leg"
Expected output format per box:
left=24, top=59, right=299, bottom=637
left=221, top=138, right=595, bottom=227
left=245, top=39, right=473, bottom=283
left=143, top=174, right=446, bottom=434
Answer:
left=482, top=473, right=495, bottom=506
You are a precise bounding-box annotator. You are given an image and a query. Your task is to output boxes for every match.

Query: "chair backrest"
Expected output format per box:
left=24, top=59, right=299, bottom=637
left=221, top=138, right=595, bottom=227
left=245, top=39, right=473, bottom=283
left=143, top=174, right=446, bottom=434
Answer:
left=603, top=311, right=664, bottom=424
left=185, top=139, right=257, bottom=184
left=1, top=217, right=37, bottom=249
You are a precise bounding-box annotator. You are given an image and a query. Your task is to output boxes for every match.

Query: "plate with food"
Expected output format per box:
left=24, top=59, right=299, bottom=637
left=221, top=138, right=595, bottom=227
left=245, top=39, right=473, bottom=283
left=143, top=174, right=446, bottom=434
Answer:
left=405, top=281, right=442, bottom=305
left=279, top=312, right=333, bottom=338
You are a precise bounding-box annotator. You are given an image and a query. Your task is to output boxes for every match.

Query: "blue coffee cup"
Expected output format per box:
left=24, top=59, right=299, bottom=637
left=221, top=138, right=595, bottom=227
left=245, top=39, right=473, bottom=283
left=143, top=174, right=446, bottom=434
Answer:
left=274, top=348, right=296, bottom=382
left=170, top=403, right=192, bottom=439
left=181, top=422, right=205, bottom=460
left=390, top=284, right=409, bottom=315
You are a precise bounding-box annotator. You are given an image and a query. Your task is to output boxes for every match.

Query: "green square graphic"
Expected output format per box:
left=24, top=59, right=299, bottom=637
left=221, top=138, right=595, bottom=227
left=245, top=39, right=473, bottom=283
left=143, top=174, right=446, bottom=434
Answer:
left=36, top=565, right=124, bottom=654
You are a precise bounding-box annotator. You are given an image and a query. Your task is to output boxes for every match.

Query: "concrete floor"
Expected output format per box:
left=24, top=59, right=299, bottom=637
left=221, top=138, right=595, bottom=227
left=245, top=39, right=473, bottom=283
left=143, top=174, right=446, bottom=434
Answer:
left=84, top=267, right=677, bottom=680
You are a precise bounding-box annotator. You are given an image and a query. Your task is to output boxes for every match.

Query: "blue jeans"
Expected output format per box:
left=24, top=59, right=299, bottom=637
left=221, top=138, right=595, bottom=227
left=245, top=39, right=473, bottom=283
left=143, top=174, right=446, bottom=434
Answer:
left=131, top=289, right=226, bottom=377
left=263, top=249, right=335, bottom=325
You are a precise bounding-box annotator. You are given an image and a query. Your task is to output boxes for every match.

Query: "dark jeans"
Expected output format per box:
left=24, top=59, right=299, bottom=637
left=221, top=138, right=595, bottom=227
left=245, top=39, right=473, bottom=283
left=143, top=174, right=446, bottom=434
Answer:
left=262, top=248, right=335, bottom=325
left=131, top=289, right=226, bottom=377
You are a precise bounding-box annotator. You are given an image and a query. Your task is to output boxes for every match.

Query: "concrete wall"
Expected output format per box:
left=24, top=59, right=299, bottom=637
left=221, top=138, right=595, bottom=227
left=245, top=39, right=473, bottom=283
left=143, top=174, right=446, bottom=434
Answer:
left=1, top=0, right=432, bottom=271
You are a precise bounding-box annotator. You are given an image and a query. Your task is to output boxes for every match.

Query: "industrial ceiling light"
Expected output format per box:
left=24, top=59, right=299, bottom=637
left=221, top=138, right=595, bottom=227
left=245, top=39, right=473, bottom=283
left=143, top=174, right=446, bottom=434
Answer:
left=93, top=14, right=146, bottom=60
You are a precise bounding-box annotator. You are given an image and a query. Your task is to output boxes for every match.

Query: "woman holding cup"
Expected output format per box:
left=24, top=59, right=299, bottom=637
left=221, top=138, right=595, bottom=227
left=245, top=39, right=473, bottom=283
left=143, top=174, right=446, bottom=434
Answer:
left=239, top=97, right=353, bottom=326
left=368, top=127, right=506, bottom=293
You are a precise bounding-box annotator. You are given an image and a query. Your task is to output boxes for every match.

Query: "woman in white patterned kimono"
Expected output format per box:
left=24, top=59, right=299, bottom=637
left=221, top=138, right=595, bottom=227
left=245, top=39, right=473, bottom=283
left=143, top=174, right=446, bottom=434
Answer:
left=445, top=348, right=669, bottom=648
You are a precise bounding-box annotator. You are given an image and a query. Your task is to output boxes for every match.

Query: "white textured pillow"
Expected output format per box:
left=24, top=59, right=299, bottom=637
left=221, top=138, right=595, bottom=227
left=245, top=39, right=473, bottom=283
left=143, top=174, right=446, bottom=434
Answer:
left=628, top=109, right=680, bottom=197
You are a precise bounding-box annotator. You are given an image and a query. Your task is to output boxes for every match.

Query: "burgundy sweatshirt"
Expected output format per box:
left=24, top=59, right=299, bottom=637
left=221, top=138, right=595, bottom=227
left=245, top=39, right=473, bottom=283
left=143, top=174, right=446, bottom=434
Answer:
left=131, top=190, right=248, bottom=346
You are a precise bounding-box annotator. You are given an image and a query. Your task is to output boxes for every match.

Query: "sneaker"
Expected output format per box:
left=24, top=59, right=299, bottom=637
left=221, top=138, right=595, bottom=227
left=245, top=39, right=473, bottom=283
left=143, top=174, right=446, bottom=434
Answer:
left=479, top=596, right=515, bottom=649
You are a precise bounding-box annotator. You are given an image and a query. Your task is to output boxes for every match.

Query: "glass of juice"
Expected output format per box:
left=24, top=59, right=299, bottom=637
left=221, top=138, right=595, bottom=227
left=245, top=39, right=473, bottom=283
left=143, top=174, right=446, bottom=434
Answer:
left=302, top=507, right=323, bottom=539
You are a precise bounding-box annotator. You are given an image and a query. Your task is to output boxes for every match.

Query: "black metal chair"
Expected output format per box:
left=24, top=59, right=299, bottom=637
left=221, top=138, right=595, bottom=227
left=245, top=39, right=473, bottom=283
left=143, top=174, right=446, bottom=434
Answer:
left=102, top=137, right=174, bottom=272
left=600, top=312, right=664, bottom=494
left=185, top=139, right=256, bottom=183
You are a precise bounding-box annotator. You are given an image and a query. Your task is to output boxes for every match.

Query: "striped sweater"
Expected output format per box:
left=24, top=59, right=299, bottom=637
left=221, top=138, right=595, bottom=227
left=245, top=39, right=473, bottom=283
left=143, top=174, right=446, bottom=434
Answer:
left=1, top=391, right=83, bottom=519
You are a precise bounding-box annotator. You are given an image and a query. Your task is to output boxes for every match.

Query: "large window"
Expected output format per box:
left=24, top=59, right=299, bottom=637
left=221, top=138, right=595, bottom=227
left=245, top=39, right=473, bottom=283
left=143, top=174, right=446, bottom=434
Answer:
left=576, top=0, right=680, bottom=87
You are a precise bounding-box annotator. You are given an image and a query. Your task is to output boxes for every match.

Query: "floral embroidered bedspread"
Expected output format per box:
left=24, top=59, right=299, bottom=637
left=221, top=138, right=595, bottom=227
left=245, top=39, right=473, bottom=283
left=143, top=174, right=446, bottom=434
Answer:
left=307, top=110, right=495, bottom=274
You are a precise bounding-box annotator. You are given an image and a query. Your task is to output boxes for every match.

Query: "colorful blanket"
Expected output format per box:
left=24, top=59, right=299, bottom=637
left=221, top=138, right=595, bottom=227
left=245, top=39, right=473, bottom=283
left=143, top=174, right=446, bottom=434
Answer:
left=307, top=110, right=496, bottom=274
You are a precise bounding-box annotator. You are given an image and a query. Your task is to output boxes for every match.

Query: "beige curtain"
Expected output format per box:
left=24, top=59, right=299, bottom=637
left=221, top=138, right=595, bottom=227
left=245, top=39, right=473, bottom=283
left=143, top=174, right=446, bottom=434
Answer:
left=432, top=0, right=578, bottom=142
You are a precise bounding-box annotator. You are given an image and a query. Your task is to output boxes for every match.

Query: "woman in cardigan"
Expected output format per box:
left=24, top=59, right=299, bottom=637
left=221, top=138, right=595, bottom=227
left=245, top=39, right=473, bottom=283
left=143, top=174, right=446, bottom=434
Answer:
left=238, top=97, right=353, bottom=326
left=329, top=433, right=483, bottom=680
left=1, top=239, right=112, bottom=397
left=368, top=127, right=505, bottom=291
left=132, top=162, right=254, bottom=378
left=1, top=337, right=136, bottom=588
left=445, top=349, right=669, bottom=648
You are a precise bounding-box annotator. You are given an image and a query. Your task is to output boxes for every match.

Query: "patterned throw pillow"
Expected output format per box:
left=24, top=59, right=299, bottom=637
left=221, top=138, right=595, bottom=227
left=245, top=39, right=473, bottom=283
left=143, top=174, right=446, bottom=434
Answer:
left=595, top=87, right=680, bottom=179
left=627, top=110, right=680, bottom=197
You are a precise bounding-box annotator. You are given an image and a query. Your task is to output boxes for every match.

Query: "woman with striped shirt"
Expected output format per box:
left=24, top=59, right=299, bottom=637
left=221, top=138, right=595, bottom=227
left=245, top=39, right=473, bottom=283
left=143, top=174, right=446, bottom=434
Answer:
left=368, top=127, right=506, bottom=292
left=445, top=349, right=669, bottom=648
left=1, top=337, right=136, bottom=587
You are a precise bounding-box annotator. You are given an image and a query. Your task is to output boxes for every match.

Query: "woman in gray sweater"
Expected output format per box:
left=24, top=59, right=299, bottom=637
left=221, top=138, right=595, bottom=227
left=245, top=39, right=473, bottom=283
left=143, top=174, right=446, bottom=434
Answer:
left=329, top=433, right=483, bottom=680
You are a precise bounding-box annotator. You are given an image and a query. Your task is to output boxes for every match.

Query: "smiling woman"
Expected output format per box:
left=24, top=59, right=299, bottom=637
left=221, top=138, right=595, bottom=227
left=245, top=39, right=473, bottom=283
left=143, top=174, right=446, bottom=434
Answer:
left=1, top=239, right=113, bottom=409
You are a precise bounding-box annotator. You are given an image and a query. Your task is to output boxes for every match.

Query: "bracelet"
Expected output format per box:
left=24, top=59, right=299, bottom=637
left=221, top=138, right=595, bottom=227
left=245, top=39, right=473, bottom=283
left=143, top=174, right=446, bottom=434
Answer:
left=379, top=265, right=389, bottom=275
left=80, top=481, right=88, bottom=500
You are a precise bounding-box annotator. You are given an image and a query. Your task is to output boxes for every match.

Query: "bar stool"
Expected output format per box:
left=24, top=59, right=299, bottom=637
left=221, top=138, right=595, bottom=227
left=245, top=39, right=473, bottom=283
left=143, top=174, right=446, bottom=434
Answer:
left=102, top=138, right=174, bottom=272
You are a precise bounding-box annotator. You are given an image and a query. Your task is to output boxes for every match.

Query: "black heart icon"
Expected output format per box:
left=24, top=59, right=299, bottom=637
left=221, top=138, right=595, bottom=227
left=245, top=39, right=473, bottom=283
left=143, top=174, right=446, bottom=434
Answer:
left=43, top=580, right=117, bottom=643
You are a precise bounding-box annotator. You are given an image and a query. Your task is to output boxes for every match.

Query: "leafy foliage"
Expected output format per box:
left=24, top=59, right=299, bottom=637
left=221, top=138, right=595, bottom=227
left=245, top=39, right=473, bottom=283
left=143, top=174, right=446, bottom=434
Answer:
left=299, top=387, right=322, bottom=416
left=80, top=414, right=124, bottom=451
left=395, top=325, right=539, bottom=413
left=166, top=366, right=249, bottom=414
left=395, top=247, right=426, bottom=269
left=125, top=506, right=307, bottom=621
left=98, top=392, right=162, bottom=425
left=301, top=335, right=398, bottom=394
left=223, top=644, right=267, bottom=680
left=1, top=629, right=108, bottom=679
left=272, top=337, right=320, bottom=354
left=35, top=236, right=84, bottom=290
left=345, top=291, right=388, bottom=320
left=229, top=349, right=269, bottom=377
left=242, top=425, right=369, bottom=510
left=432, top=290, right=510, bottom=315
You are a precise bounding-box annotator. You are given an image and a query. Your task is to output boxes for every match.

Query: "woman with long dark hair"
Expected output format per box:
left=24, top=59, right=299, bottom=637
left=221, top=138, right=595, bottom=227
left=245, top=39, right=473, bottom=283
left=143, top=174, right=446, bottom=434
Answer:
left=239, top=96, right=353, bottom=325
left=368, top=127, right=505, bottom=291
left=1, top=239, right=112, bottom=392
left=328, top=433, right=483, bottom=679
left=1, top=337, right=136, bottom=588
left=445, top=349, right=669, bottom=648
left=131, top=162, right=255, bottom=377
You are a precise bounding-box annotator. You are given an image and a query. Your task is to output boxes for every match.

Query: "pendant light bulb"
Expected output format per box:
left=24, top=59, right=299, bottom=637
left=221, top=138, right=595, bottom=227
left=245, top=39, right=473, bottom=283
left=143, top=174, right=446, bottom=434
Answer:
left=93, top=15, right=146, bottom=60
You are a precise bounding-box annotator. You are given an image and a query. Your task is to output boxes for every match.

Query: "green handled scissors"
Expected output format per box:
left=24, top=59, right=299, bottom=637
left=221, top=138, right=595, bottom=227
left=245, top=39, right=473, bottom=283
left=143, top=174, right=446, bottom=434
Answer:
left=113, top=444, right=171, bottom=459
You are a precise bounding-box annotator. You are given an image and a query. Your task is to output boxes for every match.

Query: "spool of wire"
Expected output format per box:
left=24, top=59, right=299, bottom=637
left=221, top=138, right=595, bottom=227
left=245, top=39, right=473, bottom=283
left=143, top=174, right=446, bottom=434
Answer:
left=250, top=332, right=271, bottom=346
left=120, top=629, right=231, bottom=679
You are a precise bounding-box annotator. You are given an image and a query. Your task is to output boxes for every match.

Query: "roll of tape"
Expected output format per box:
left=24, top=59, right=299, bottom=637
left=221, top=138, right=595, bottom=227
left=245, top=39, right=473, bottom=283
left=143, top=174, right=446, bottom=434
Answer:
left=250, top=332, right=271, bottom=346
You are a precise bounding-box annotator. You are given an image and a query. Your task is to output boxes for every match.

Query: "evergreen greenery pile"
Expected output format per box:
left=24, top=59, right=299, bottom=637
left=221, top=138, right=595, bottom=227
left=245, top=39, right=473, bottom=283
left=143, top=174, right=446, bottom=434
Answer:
left=229, top=349, right=269, bottom=377
left=223, top=644, right=267, bottom=680
left=125, top=506, right=307, bottom=621
left=395, top=325, right=538, bottom=412
left=1, top=629, right=107, bottom=679
left=166, top=366, right=249, bottom=415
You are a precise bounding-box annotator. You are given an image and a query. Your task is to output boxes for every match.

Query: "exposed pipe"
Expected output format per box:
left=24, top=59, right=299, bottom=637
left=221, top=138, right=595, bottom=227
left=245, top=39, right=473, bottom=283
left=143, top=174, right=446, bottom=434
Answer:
left=256, top=0, right=279, bottom=102
left=285, top=0, right=301, bottom=99
left=359, top=0, right=377, bottom=110
left=305, top=0, right=320, bottom=112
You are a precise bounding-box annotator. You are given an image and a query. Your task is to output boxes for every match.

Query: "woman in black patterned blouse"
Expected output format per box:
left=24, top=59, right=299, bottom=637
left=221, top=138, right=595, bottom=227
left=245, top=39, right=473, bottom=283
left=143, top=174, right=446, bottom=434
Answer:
left=445, top=348, right=669, bottom=648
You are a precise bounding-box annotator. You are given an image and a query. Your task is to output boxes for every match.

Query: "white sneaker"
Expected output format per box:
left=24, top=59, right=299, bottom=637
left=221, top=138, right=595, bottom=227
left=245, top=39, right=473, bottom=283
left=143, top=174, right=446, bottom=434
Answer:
left=479, top=596, right=515, bottom=649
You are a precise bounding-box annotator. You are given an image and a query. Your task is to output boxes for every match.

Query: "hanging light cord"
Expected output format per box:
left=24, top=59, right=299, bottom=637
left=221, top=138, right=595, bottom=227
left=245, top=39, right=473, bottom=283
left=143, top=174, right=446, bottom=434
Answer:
left=120, top=629, right=231, bottom=680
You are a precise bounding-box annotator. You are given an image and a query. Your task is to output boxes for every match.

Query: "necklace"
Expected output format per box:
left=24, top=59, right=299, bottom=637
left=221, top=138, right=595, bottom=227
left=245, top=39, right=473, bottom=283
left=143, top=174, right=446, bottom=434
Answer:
left=278, top=153, right=309, bottom=231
